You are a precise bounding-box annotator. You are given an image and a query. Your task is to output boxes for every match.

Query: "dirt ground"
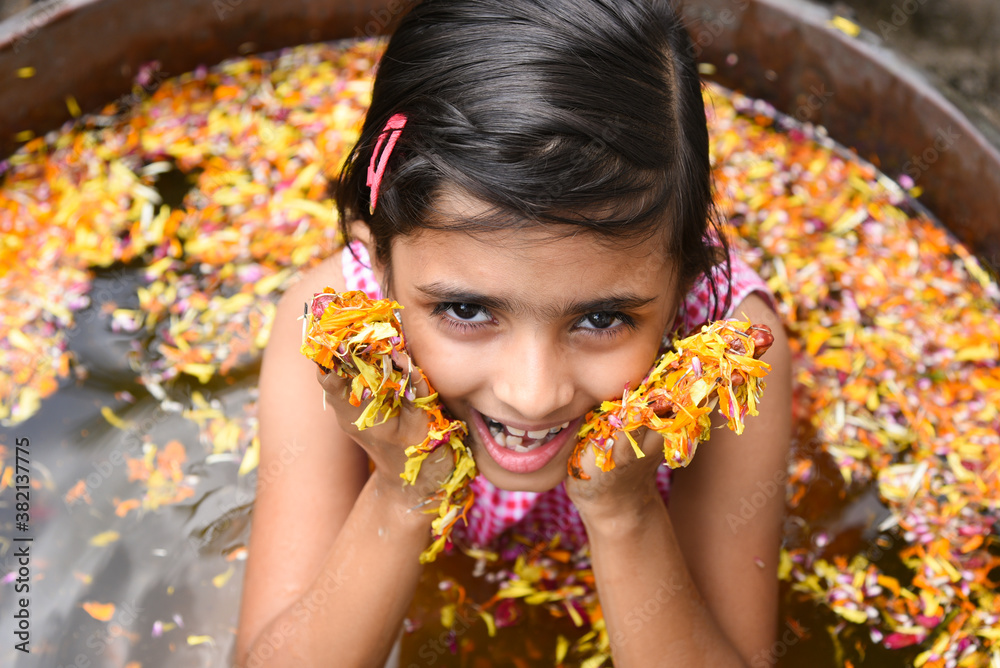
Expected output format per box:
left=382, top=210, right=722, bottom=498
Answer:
left=816, top=0, right=1000, bottom=146
left=2, top=0, right=998, bottom=144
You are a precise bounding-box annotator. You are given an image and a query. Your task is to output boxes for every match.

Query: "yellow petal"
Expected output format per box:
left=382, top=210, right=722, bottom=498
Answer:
left=187, top=635, right=215, bottom=647
left=180, top=363, right=216, bottom=384
left=239, top=437, right=260, bottom=475
left=565, top=600, right=584, bottom=627
left=7, top=329, right=35, bottom=352
left=480, top=611, right=496, bottom=637
left=212, top=567, right=234, bottom=588
left=829, top=16, right=861, bottom=37
left=89, top=530, right=120, bottom=547
left=556, top=635, right=570, bottom=663
left=101, top=406, right=128, bottom=430
left=835, top=606, right=868, bottom=624
left=956, top=344, right=998, bottom=362
left=440, top=603, right=455, bottom=628
left=66, top=95, right=82, bottom=118
left=253, top=269, right=291, bottom=297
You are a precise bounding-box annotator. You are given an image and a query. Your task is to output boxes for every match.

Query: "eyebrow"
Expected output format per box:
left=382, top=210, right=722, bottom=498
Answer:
left=415, top=281, right=657, bottom=318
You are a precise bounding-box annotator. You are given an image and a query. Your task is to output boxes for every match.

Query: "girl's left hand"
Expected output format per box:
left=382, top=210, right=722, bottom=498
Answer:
left=564, top=425, right=668, bottom=523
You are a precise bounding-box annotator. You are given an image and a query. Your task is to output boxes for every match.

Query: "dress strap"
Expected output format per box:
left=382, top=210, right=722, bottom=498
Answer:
left=670, top=252, right=777, bottom=339
left=341, top=240, right=384, bottom=299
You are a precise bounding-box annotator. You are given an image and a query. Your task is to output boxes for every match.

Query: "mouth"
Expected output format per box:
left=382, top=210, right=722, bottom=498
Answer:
left=470, top=409, right=581, bottom=474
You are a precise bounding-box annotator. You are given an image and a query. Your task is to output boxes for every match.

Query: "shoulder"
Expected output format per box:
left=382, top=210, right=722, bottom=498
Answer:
left=670, top=291, right=791, bottom=504
left=237, top=246, right=369, bottom=661
left=274, top=247, right=349, bottom=319
left=674, top=248, right=778, bottom=336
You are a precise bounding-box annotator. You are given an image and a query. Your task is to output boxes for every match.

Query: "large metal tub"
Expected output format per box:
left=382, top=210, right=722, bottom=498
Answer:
left=0, top=2, right=996, bottom=667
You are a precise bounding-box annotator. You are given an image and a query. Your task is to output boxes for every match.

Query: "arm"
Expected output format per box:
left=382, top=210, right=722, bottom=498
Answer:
left=234, top=256, right=436, bottom=667
left=573, top=294, right=792, bottom=666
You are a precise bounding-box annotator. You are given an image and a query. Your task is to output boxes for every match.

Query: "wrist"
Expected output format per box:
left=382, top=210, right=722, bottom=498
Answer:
left=576, top=481, right=666, bottom=539
left=367, top=473, right=437, bottom=533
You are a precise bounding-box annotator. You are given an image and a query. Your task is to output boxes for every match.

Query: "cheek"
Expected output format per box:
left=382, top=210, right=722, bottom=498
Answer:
left=586, top=347, right=659, bottom=398
left=401, top=321, right=485, bottom=397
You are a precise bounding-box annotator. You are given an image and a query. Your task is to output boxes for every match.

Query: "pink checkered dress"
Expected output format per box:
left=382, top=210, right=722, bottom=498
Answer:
left=341, top=240, right=775, bottom=551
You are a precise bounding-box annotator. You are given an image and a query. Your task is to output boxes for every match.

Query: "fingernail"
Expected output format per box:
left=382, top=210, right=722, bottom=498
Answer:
left=749, top=325, right=774, bottom=357
left=390, top=346, right=405, bottom=371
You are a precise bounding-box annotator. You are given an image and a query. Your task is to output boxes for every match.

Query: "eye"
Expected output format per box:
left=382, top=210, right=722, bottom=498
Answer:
left=579, top=311, right=624, bottom=329
left=441, top=303, right=493, bottom=323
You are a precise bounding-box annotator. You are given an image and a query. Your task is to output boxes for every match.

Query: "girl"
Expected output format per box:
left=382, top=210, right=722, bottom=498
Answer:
left=236, top=0, right=792, bottom=665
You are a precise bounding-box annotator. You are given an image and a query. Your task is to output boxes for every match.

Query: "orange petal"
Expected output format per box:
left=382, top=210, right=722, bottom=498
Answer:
left=82, top=601, right=116, bottom=621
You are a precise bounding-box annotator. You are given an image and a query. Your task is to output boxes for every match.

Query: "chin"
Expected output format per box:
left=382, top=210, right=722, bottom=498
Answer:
left=469, top=439, right=572, bottom=493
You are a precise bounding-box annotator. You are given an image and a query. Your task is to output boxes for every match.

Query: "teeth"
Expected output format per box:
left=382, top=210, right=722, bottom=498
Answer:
left=506, top=438, right=544, bottom=453
left=483, top=414, right=574, bottom=454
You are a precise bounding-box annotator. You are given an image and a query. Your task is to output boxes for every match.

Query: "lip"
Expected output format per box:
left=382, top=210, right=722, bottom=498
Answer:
left=470, top=408, right=581, bottom=474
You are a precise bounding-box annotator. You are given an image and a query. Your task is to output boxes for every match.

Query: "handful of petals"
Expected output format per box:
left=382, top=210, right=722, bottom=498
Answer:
left=300, top=289, right=475, bottom=562
left=570, top=321, right=774, bottom=478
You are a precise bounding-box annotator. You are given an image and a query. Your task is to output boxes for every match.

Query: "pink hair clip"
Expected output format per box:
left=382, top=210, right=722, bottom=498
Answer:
left=366, top=113, right=408, bottom=213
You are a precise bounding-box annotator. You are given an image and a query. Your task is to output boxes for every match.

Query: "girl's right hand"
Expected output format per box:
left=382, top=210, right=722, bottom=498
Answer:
left=313, top=349, right=455, bottom=513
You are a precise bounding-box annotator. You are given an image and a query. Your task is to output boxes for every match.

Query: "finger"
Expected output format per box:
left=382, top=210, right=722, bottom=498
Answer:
left=638, top=424, right=668, bottom=460
left=748, top=324, right=774, bottom=358
left=315, top=362, right=352, bottom=404
left=391, top=347, right=432, bottom=403
left=611, top=425, right=653, bottom=464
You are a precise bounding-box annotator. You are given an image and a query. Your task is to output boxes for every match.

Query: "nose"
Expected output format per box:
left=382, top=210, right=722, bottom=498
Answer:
left=492, top=331, right=574, bottom=421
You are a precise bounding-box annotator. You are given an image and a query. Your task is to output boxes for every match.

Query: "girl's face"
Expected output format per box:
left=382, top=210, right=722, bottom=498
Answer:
left=377, top=197, right=679, bottom=492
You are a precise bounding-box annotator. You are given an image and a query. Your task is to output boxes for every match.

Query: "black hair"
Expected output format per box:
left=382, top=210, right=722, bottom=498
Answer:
left=335, top=0, right=731, bottom=320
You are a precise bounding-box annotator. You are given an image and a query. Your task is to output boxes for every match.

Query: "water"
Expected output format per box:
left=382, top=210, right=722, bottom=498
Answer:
left=1, top=274, right=256, bottom=666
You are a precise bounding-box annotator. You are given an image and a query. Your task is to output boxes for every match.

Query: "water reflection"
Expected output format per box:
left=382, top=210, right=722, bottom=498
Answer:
left=0, top=287, right=256, bottom=666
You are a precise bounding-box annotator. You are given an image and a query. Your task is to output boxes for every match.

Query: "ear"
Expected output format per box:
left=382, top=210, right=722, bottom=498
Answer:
left=346, top=219, right=390, bottom=290
left=347, top=218, right=373, bottom=248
